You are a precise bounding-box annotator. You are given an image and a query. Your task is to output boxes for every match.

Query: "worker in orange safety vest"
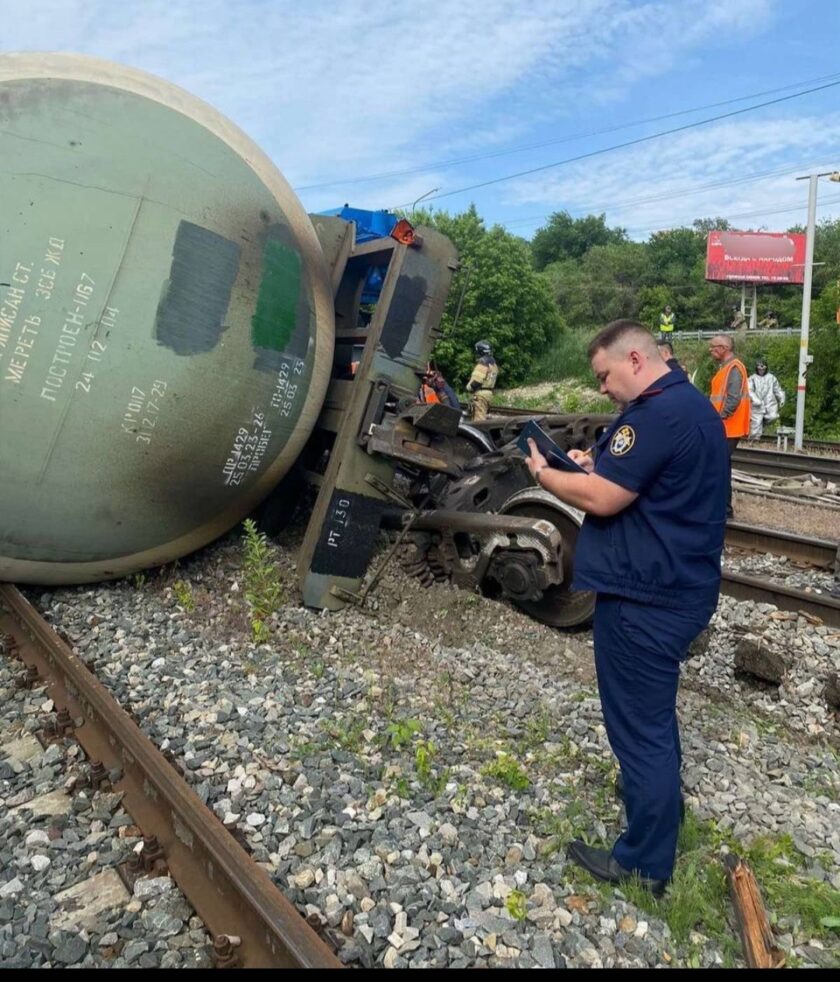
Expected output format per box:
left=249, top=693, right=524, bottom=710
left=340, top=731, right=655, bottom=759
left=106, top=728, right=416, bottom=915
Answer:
left=708, top=334, right=750, bottom=519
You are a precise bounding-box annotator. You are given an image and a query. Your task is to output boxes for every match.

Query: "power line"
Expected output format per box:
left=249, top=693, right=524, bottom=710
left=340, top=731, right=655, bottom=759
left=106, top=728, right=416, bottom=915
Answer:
left=499, top=159, right=840, bottom=231
left=622, top=193, right=840, bottom=236
left=395, top=77, right=840, bottom=207
left=293, top=71, right=840, bottom=193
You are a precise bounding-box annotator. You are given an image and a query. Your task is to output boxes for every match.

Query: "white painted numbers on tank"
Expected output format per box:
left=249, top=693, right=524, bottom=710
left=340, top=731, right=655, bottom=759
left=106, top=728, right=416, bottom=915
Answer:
left=221, top=409, right=274, bottom=487
left=76, top=306, right=115, bottom=395
left=271, top=357, right=305, bottom=417
left=121, top=379, right=168, bottom=444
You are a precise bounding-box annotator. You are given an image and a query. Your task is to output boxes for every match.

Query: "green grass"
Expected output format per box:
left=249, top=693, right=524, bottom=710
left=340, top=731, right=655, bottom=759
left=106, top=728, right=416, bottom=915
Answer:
left=320, top=716, right=366, bottom=752
left=494, top=382, right=613, bottom=415
left=505, top=889, right=528, bottom=922
left=590, top=814, right=840, bottom=967
left=530, top=798, right=595, bottom=855
left=383, top=718, right=422, bottom=750
left=526, top=330, right=592, bottom=383
left=172, top=579, right=195, bottom=612
left=481, top=752, right=529, bottom=791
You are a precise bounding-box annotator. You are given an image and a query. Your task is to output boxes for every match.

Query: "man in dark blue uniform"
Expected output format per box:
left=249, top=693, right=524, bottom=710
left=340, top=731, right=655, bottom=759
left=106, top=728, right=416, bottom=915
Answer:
left=526, top=320, right=728, bottom=895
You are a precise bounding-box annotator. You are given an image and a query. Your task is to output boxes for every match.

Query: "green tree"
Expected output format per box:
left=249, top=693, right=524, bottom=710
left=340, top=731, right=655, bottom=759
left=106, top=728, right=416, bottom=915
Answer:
left=417, top=205, right=561, bottom=388
left=531, top=211, right=627, bottom=270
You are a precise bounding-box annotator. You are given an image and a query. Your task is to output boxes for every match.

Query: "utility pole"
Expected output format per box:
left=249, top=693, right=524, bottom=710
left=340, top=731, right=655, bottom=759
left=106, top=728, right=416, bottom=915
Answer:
left=794, top=175, right=818, bottom=452
left=794, top=170, right=840, bottom=452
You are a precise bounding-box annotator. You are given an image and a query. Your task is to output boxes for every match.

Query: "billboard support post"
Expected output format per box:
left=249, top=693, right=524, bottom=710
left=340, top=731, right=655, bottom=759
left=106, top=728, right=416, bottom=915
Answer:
left=794, top=175, right=819, bottom=453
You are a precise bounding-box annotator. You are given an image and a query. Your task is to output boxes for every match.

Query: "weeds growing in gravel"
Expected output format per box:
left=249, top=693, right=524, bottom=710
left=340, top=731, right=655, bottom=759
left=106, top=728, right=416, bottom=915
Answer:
left=241, top=518, right=283, bottom=642
left=530, top=799, right=592, bottom=854
left=384, top=718, right=421, bottom=750
left=322, top=716, right=366, bottom=752
left=413, top=739, right=450, bottom=795
left=482, top=752, right=529, bottom=791
left=172, top=579, right=195, bottom=612
left=609, top=814, right=840, bottom=967
left=505, top=889, right=528, bottom=922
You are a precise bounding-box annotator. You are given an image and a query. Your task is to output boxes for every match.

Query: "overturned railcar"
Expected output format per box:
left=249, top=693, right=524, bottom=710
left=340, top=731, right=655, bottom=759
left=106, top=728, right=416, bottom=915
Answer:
left=0, top=53, right=609, bottom=627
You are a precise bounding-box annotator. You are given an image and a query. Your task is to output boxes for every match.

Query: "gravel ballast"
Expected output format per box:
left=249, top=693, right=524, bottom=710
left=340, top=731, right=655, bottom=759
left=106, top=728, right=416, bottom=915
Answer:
left=5, top=520, right=839, bottom=969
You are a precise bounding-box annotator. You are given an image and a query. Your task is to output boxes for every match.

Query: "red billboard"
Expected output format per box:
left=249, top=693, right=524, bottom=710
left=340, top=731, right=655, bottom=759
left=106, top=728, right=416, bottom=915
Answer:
left=705, top=230, right=806, bottom=284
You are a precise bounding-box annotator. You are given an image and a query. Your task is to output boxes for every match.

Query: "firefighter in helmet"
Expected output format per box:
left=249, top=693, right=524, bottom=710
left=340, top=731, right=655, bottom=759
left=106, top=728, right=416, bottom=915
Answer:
left=466, top=340, right=498, bottom=421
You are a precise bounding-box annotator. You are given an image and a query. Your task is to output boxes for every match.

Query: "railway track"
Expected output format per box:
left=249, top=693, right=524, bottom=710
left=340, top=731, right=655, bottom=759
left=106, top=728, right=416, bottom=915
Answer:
left=731, top=448, right=840, bottom=485
left=722, top=522, right=840, bottom=625
left=724, top=522, right=838, bottom=569
left=487, top=407, right=840, bottom=484
left=0, top=584, right=341, bottom=970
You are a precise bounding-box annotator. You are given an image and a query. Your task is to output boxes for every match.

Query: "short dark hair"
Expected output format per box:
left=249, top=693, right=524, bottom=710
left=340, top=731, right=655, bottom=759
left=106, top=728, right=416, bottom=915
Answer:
left=587, top=320, right=657, bottom=360
left=657, top=339, right=674, bottom=356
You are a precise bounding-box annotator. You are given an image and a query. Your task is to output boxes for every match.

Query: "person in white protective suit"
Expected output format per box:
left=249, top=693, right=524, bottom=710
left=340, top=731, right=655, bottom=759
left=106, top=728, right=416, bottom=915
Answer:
left=748, top=360, right=785, bottom=440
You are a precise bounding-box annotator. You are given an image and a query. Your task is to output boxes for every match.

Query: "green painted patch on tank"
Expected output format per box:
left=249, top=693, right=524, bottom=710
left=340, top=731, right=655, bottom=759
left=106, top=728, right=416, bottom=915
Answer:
left=251, top=239, right=301, bottom=351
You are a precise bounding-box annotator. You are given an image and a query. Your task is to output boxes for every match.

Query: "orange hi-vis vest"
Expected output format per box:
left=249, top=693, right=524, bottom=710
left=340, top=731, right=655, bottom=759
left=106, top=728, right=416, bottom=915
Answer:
left=710, top=357, right=750, bottom=438
left=419, top=383, right=440, bottom=404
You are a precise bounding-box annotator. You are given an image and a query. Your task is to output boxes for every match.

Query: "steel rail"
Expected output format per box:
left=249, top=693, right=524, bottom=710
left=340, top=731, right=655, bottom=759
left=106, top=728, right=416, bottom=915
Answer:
left=719, top=571, right=840, bottom=626
left=0, top=584, right=341, bottom=970
left=731, top=448, right=840, bottom=484
left=725, top=522, right=838, bottom=568
left=488, top=407, right=840, bottom=455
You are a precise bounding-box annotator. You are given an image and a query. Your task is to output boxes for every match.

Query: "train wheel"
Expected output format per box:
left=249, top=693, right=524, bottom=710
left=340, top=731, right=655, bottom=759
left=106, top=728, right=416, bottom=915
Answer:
left=497, top=488, right=595, bottom=628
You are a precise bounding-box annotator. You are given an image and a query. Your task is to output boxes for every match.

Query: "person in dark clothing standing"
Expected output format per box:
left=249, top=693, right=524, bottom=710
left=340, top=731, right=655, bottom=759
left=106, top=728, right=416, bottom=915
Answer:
left=525, top=320, right=728, bottom=895
left=432, top=371, right=461, bottom=411
left=656, top=339, right=686, bottom=375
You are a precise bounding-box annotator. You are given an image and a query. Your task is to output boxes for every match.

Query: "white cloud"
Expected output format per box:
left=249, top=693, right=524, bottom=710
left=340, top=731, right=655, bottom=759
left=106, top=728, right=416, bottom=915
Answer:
left=500, top=114, right=840, bottom=236
left=1, top=0, right=781, bottom=212
left=10, top=0, right=834, bottom=235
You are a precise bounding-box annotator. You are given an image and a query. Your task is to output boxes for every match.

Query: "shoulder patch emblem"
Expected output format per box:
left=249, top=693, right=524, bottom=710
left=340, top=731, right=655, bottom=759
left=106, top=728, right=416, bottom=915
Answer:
left=610, top=425, right=636, bottom=456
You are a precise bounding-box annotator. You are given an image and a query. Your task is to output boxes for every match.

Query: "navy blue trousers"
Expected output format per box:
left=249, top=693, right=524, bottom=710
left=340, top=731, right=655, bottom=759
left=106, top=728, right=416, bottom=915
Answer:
left=592, top=594, right=715, bottom=881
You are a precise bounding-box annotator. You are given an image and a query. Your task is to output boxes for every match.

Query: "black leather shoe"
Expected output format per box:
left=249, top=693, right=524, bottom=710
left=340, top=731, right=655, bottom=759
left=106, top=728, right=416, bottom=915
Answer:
left=567, top=839, right=667, bottom=897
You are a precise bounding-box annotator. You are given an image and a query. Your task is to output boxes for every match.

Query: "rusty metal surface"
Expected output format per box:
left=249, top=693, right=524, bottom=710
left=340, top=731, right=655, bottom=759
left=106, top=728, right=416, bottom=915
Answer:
left=720, top=571, right=840, bottom=626
left=725, top=522, right=838, bottom=569
left=0, top=583, right=341, bottom=969
left=731, top=448, right=840, bottom=484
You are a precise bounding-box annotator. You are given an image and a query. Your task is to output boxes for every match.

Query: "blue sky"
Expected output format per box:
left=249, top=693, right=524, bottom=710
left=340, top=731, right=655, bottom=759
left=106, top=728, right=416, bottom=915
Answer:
left=3, top=0, right=840, bottom=240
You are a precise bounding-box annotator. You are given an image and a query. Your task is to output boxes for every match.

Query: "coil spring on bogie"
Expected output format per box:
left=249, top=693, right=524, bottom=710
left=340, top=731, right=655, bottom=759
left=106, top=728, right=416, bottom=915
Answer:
left=399, top=543, right=450, bottom=588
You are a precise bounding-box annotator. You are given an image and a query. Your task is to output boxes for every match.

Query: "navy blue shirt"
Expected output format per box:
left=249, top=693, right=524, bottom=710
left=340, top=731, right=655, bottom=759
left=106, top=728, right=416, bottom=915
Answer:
left=571, top=369, right=728, bottom=609
left=439, top=381, right=461, bottom=410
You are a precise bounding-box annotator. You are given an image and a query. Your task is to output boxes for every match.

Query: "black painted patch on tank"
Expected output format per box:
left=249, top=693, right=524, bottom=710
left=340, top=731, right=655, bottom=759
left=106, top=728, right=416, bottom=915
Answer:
left=155, top=221, right=241, bottom=354
left=310, top=490, right=384, bottom=579
left=379, top=274, right=427, bottom=360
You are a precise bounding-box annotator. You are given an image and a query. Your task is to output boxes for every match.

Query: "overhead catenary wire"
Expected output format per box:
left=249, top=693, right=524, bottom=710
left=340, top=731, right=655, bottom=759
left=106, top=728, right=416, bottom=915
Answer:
left=498, top=160, right=840, bottom=232
left=388, top=78, right=840, bottom=209
left=621, top=193, right=840, bottom=237
left=293, top=71, right=840, bottom=194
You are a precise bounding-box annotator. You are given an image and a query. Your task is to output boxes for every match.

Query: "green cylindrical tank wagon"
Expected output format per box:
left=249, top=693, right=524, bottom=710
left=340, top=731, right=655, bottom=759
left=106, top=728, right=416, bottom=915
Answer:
left=0, top=53, right=335, bottom=584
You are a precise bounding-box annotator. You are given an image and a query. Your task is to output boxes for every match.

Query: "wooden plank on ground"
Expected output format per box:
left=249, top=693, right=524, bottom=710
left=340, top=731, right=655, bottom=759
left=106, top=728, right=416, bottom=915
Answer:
left=724, top=853, right=786, bottom=969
